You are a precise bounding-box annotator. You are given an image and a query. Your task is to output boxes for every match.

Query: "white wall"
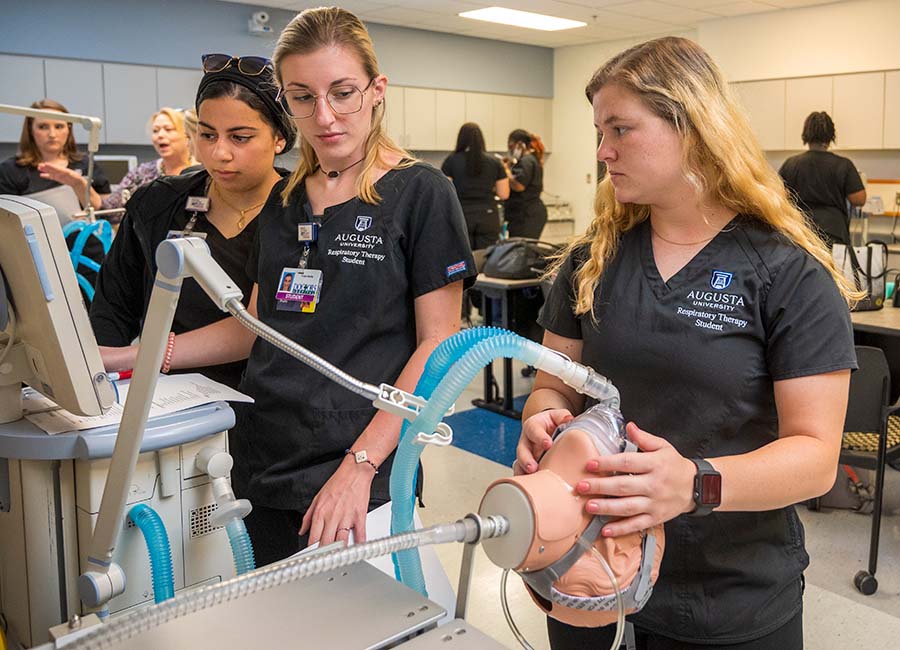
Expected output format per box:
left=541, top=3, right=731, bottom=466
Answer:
left=551, top=0, right=900, bottom=237
left=699, top=0, right=900, bottom=82
left=547, top=32, right=694, bottom=235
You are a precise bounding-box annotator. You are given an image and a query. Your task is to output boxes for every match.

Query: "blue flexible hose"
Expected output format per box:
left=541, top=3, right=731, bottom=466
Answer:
left=389, top=327, right=524, bottom=595
left=128, top=504, right=174, bottom=603
left=225, top=517, right=256, bottom=575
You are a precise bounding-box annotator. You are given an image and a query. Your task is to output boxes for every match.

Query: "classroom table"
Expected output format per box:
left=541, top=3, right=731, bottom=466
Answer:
left=852, top=305, right=900, bottom=401
left=471, top=273, right=544, bottom=419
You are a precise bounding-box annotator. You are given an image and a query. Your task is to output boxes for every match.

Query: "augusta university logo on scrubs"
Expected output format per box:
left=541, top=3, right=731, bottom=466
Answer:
left=710, top=270, right=733, bottom=290
left=328, top=215, right=386, bottom=267
left=675, top=268, right=750, bottom=333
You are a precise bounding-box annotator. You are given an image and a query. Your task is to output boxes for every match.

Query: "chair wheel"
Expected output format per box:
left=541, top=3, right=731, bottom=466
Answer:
left=854, top=570, right=878, bottom=595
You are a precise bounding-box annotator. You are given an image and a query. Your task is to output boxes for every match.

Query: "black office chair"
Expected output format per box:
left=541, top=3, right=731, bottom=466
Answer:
left=839, top=345, right=900, bottom=595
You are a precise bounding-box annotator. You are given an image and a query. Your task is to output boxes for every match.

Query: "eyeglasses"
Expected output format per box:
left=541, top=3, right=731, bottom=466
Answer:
left=276, top=78, right=376, bottom=119
left=201, top=53, right=272, bottom=76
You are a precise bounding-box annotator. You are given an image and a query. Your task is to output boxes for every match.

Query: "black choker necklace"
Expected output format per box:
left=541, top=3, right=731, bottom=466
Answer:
left=319, top=157, right=364, bottom=179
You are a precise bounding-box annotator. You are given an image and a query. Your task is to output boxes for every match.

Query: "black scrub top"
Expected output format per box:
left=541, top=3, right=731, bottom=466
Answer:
left=90, top=170, right=260, bottom=389
left=0, top=156, right=111, bottom=195
left=233, top=162, right=475, bottom=511
left=440, top=152, right=505, bottom=210
left=779, top=150, right=864, bottom=216
left=540, top=216, right=856, bottom=644
left=506, top=152, right=542, bottom=214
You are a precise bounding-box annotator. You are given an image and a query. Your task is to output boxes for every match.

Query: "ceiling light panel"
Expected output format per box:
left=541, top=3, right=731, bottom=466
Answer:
left=459, top=7, right=588, bottom=31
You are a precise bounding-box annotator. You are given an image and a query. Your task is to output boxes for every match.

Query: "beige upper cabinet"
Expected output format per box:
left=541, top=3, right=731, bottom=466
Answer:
left=492, top=95, right=521, bottom=153
left=384, top=85, right=405, bottom=147
left=157, top=68, right=204, bottom=114
left=833, top=72, right=884, bottom=150
left=0, top=55, right=46, bottom=143
left=103, top=64, right=158, bottom=144
left=464, top=93, right=493, bottom=151
left=435, top=90, right=466, bottom=151
left=44, top=59, right=106, bottom=145
left=785, top=76, right=832, bottom=150
left=733, top=80, right=785, bottom=150
left=883, top=71, right=900, bottom=149
left=520, top=97, right=552, bottom=152
left=403, top=88, right=436, bottom=150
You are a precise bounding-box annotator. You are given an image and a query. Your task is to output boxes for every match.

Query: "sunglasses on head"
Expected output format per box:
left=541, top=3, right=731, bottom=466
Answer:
left=201, top=54, right=272, bottom=76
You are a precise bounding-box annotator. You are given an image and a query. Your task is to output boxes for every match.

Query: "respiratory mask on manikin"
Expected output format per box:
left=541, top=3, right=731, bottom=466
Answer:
left=478, top=403, right=665, bottom=627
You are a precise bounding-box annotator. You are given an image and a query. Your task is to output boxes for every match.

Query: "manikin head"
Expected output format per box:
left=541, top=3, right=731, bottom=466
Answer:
left=479, top=404, right=664, bottom=627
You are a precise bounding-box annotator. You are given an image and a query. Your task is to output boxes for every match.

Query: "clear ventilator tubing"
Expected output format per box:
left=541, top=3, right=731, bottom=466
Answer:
left=64, top=515, right=508, bottom=650
left=393, top=331, right=619, bottom=594
left=390, top=327, right=509, bottom=591
left=225, top=298, right=380, bottom=402
left=127, top=505, right=174, bottom=604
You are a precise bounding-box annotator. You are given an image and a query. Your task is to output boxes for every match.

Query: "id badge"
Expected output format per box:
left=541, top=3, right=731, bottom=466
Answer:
left=298, top=222, right=318, bottom=242
left=166, top=229, right=207, bottom=240
left=276, top=267, right=323, bottom=313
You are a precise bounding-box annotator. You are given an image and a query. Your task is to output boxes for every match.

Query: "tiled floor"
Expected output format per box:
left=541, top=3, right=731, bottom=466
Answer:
left=417, top=359, right=900, bottom=649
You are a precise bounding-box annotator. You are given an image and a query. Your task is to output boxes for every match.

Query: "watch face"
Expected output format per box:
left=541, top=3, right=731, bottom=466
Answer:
left=700, top=473, right=722, bottom=505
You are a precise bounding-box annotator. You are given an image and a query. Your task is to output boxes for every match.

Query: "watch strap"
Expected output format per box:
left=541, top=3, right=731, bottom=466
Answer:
left=689, top=458, right=721, bottom=517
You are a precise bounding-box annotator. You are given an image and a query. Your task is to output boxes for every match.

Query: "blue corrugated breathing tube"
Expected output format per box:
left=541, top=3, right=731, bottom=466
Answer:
left=128, top=504, right=174, bottom=603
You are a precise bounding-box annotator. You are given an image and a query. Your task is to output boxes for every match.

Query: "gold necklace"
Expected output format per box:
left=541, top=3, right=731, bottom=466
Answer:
left=212, top=183, right=265, bottom=230
left=650, top=224, right=718, bottom=246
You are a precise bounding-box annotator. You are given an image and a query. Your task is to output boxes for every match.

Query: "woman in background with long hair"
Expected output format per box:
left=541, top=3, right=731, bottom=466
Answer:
left=441, top=122, right=508, bottom=250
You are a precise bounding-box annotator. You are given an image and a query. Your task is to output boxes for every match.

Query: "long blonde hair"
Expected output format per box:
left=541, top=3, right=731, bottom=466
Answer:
left=557, top=36, right=857, bottom=317
left=272, top=6, right=414, bottom=205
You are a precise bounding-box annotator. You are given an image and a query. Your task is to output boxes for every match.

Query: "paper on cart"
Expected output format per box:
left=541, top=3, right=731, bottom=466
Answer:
left=24, top=373, right=253, bottom=434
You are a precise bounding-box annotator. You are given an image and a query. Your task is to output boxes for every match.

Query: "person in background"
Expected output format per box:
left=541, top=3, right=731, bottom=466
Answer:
left=503, top=128, right=547, bottom=239
left=90, top=56, right=296, bottom=390
left=517, top=37, right=856, bottom=649
left=183, top=107, right=200, bottom=162
left=0, top=99, right=109, bottom=210
left=101, top=107, right=195, bottom=218
left=779, top=111, right=866, bottom=248
left=441, top=122, right=509, bottom=250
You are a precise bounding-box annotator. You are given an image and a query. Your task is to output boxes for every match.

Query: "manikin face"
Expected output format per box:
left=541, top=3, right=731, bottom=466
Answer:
left=31, top=112, right=69, bottom=159
left=278, top=45, right=386, bottom=166
left=592, top=83, right=687, bottom=207
left=151, top=113, right=189, bottom=162
left=195, top=97, right=285, bottom=193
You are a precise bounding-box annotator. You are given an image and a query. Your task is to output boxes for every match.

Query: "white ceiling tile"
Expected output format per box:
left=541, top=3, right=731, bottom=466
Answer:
left=655, top=0, right=746, bottom=8
left=763, top=0, right=837, bottom=7
left=604, top=0, right=720, bottom=25
left=586, top=8, right=682, bottom=32
left=705, top=1, right=780, bottom=17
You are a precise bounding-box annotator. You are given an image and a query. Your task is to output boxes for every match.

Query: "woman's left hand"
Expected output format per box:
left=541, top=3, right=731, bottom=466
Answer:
left=300, top=456, right=375, bottom=547
left=575, top=422, right=697, bottom=537
left=37, top=163, right=88, bottom=192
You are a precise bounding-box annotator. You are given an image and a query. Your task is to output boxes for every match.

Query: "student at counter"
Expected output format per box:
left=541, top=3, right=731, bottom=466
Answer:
left=779, top=111, right=866, bottom=248
left=90, top=56, right=296, bottom=390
